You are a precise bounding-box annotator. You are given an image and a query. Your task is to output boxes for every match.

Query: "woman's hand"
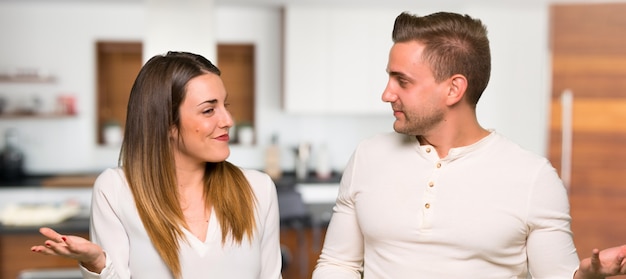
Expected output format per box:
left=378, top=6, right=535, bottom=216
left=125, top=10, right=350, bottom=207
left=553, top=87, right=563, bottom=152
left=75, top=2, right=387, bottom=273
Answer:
left=31, top=227, right=106, bottom=273
left=576, top=245, right=626, bottom=279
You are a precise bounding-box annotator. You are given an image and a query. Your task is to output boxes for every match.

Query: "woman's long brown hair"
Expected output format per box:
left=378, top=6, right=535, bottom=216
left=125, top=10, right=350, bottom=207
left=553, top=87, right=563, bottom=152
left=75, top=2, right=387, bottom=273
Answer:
left=119, top=51, right=257, bottom=278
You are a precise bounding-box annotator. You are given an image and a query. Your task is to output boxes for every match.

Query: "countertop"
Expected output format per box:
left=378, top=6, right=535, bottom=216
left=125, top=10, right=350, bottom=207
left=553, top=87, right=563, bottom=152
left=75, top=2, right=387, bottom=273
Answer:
left=0, top=186, right=92, bottom=234
left=0, top=171, right=340, bottom=188
left=0, top=173, right=99, bottom=188
left=0, top=171, right=342, bottom=234
left=273, top=171, right=342, bottom=188
left=0, top=216, right=90, bottom=234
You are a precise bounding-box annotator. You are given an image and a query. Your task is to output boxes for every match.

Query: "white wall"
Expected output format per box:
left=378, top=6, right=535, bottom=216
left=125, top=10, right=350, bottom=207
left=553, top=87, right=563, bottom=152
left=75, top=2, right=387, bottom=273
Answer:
left=0, top=1, right=552, bottom=175
left=0, top=1, right=144, bottom=174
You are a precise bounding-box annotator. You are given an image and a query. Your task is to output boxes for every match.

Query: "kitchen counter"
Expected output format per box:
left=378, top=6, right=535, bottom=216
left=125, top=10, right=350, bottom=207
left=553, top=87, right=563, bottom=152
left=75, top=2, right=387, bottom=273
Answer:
left=0, top=171, right=342, bottom=233
left=0, top=186, right=92, bottom=236
left=0, top=216, right=89, bottom=234
left=0, top=176, right=49, bottom=188
left=273, top=171, right=342, bottom=189
left=275, top=172, right=341, bottom=229
left=0, top=172, right=341, bottom=279
left=0, top=173, right=99, bottom=188
left=0, top=171, right=339, bottom=189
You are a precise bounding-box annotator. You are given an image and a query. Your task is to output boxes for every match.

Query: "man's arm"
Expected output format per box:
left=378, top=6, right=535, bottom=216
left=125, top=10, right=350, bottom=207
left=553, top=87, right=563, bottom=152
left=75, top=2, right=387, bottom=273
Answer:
left=312, top=155, right=364, bottom=279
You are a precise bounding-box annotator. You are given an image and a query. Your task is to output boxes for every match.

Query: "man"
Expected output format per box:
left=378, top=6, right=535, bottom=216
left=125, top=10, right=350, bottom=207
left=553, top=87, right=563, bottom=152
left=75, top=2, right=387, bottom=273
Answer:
left=312, top=11, right=626, bottom=279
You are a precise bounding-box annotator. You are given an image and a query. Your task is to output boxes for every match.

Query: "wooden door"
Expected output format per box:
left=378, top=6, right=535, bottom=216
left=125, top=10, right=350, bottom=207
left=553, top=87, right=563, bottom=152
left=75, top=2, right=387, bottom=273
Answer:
left=217, top=44, right=256, bottom=143
left=549, top=3, right=626, bottom=265
left=96, top=42, right=142, bottom=145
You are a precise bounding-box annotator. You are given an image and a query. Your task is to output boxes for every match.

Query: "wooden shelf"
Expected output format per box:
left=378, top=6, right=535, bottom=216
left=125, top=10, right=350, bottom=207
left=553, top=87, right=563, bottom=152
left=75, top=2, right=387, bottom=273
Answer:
left=0, top=75, right=56, bottom=83
left=0, top=112, right=75, bottom=119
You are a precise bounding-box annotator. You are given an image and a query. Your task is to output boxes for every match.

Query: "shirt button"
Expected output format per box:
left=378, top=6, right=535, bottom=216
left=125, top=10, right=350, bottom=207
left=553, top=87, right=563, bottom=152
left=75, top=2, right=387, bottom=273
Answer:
left=436, top=162, right=442, bottom=168
left=425, top=203, right=431, bottom=209
left=428, top=181, right=434, bottom=187
left=425, top=147, right=431, bottom=153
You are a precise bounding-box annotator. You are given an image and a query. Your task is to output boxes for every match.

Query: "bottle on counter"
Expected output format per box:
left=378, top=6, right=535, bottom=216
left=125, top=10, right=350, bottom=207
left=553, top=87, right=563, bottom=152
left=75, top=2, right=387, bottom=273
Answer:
left=315, top=143, right=332, bottom=180
left=295, top=142, right=310, bottom=181
left=264, top=134, right=282, bottom=181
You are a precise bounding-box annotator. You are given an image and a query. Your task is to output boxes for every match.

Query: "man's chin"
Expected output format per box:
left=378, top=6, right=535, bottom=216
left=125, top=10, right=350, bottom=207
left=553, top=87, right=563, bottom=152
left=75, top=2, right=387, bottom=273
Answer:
left=393, top=121, right=407, bottom=134
left=393, top=123, right=420, bottom=137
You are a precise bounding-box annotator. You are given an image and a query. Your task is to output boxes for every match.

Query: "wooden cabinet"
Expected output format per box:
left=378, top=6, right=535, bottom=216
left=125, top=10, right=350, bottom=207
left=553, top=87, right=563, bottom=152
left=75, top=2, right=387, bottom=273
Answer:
left=0, top=230, right=89, bottom=279
left=280, top=226, right=327, bottom=279
left=283, top=7, right=397, bottom=114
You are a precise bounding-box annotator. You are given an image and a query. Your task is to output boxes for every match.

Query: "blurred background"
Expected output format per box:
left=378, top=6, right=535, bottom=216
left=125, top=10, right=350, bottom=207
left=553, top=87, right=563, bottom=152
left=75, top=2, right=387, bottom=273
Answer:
left=0, top=0, right=625, bottom=278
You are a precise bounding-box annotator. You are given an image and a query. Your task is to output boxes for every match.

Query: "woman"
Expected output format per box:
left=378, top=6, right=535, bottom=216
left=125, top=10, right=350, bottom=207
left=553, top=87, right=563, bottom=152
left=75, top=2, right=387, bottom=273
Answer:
left=31, top=51, right=282, bottom=278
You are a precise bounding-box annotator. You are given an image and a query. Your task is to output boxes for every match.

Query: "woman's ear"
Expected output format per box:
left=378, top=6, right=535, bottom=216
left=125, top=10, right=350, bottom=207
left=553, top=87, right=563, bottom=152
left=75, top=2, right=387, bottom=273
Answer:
left=169, top=125, right=179, bottom=141
left=446, top=74, right=468, bottom=106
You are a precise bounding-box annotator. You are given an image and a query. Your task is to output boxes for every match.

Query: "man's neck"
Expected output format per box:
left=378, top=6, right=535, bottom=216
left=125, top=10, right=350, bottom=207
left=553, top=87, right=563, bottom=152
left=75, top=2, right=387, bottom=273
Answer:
left=417, top=126, right=490, bottom=158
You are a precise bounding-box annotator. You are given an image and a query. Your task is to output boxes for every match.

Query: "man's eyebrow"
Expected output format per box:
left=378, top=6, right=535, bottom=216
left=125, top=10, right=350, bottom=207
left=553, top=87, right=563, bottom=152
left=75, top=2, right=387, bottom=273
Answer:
left=388, top=70, right=409, bottom=79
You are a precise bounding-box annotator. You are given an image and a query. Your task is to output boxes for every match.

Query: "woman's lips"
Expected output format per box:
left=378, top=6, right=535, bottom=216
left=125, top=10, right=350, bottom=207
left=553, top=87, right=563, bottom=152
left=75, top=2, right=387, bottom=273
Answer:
left=216, top=134, right=230, bottom=141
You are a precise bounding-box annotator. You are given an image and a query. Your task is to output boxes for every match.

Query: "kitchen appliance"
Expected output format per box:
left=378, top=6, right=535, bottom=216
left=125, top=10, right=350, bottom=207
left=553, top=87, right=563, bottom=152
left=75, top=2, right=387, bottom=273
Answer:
left=0, top=128, right=24, bottom=182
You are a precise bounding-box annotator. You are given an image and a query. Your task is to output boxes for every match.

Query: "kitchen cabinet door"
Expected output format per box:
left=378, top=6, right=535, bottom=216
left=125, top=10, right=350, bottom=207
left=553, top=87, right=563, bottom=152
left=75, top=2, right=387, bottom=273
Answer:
left=283, top=7, right=397, bottom=114
left=1, top=231, right=89, bottom=279
left=283, top=7, right=331, bottom=113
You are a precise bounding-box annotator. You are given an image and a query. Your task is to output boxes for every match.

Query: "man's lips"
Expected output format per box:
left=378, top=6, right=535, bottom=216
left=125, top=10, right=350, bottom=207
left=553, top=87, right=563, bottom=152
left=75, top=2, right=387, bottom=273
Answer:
left=391, top=107, right=403, bottom=117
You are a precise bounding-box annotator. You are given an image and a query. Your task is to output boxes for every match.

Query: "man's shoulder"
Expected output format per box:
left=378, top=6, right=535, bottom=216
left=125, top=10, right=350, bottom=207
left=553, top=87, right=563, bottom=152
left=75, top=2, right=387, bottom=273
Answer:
left=489, top=132, right=550, bottom=165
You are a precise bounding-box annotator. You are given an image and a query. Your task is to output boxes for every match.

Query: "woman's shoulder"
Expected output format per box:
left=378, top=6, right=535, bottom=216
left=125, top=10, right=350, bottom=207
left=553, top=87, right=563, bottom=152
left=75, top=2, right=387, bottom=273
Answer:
left=239, top=167, right=277, bottom=197
left=93, top=167, right=127, bottom=190
left=239, top=167, right=273, bottom=185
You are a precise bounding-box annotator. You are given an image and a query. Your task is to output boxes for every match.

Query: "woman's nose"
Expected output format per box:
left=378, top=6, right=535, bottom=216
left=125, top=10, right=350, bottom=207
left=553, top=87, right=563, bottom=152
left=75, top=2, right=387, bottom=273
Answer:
left=221, top=109, right=234, bottom=128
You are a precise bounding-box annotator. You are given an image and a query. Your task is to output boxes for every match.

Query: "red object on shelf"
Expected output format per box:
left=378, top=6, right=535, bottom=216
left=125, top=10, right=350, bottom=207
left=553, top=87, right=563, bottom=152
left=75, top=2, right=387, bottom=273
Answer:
left=56, top=95, right=76, bottom=115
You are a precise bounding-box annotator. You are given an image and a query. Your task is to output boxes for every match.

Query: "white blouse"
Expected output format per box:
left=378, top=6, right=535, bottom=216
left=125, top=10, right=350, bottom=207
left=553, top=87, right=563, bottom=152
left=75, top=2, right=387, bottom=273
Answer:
left=80, top=167, right=282, bottom=279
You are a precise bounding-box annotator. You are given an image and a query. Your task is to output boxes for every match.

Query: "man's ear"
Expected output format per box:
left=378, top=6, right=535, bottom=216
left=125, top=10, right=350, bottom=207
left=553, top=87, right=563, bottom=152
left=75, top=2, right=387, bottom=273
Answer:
left=446, top=74, right=468, bottom=106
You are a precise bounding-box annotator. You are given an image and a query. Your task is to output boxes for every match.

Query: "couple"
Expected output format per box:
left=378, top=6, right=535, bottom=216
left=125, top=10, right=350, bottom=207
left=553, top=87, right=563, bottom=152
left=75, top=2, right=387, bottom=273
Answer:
left=32, top=11, right=626, bottom=279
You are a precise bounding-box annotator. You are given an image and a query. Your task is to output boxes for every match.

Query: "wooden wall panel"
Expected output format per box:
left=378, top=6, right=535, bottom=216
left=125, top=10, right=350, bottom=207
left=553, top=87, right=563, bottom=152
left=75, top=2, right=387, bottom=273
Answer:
left=549, top=3, right=626, bottom=266
left=550, top=3, right=626, bottom=55
left=550, top=99, right=626, bottom=133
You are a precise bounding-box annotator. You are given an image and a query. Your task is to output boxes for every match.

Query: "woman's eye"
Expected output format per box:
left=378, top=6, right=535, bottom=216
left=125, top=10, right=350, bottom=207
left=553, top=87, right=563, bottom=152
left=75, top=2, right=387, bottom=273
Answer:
left=203, top=108, right=214, bottom=114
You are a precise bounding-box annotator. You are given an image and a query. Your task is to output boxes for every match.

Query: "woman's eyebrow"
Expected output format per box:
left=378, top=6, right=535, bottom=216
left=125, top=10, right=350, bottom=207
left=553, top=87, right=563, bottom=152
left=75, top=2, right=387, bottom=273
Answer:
left=197, top=99, right=218, bottom=107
